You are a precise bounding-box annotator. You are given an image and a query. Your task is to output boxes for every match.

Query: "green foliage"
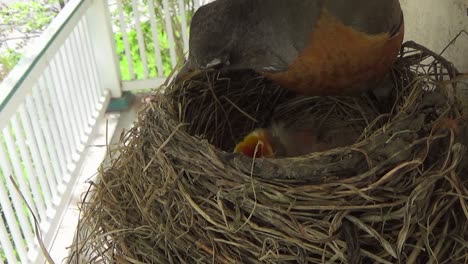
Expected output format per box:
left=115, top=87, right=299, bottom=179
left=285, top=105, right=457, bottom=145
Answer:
left=114, top=21, right=175, bottom=80
left=0, top=49, right=22, bottom=80
left=111, top=0, right=194, bottom=80
left=0, top=1, right=58, bottom=33
left=0, top=1, right=61, bottom=81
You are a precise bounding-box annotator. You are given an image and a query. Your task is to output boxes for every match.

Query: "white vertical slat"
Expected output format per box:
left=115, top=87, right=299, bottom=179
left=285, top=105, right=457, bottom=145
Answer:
left=76, top=20, right=99, bottom=115
left=162, top=0, right=178, bottom=68
left=116, top=0, right=135, bottom=79
left=0, top=141, right=34, bottom=262
left=57, top=47, right=86, bottom=146
left=0, top=129, right=38, bottom=241
left=177, top=0, right=189, bottom=53
left=42, top=68, right=74, bottom=166
left=61, top=36, right=88, bottom=133
left=37, top=76, right=69, bottom=177
left=0, top=193, right=21, bottom=264
left=148, top=0, right=165, bottom=76
left=25, top=95, right=60, bottom=200
left=60, top=38, right=88, bottom=139
left=54, top=48, right=83, bottom=149
left=49, top=59, right=80, bottom=153
left=69, top=28, right=93, bottom=130
left=81, top=18, right=106, bottom=100
left=3, top=125, right=39, bottom=217
left=31, top=85, right=66, bottom=187
left=18, top=105, right=54, bottom=208
left=10, top=115, right=48, bottom=223
left=131, top=0, right=149, bottom=78
left=77, top=20, right=99, bottom=108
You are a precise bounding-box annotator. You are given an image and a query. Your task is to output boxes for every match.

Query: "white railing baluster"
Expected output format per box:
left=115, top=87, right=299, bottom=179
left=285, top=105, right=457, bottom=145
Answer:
left=42, top=68, right=74, bottom=166
left=0, top=177, right=27, bottom=264
left=60, top=39, right=88, bottom=140
left=49, top=59, right=80, bottom=153
left=69, top=28, right=93, bottom=130
left=57, top=48, right=86, bottom=147
left=37, top=76, right=69, bottom=178
left=148, top=0, right=165, bottom=76
left=131, top=0, right=149, bottom=78
left=82, top=18, right=106, bottom=101
left=162, top=0, right=178, bottom=68
left=25, top=95, right=60, bottom=201
left=11, top=115, right=48, bottom=223
left=116, top=0, right=135, bottom=79
left=31, top=85, right=66, bottom=187
left=0, top=214, right=17, bottom=263
left=77, top=20, right=99, bottom=109
left=177, top=0, right=189, bottom=53
left=83, top=34, right=102, bottom=105
left=62, top=37, right=88, bottom=132
left=0, top=140, right=35, bottom=260
left=18, top=105, right=54, bottom=209
left=3, top=124, right=39, bottom=217
left=76, top=20, right=99, bottom=116
left=111, top=0, right=208, bottom=91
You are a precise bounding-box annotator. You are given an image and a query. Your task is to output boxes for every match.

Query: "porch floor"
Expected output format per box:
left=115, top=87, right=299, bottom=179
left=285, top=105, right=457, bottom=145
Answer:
left=48, top=93, right=148, bottom=263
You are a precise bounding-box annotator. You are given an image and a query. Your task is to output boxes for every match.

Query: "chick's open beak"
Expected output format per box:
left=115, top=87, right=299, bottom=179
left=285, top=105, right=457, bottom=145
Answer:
left=234, top=129, right=274, bottom=158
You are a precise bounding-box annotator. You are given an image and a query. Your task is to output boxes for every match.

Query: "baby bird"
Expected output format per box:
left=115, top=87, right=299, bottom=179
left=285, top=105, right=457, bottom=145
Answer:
left=234, top=123, right=337, bottom=158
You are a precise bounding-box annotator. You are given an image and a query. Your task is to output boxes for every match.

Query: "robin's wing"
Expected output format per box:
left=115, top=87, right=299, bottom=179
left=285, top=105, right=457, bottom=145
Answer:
left=324, top=0, right=403, bottom=37
left=188, top=0, right=326, bottom=73
left=227, top=0, right=324, bottom=73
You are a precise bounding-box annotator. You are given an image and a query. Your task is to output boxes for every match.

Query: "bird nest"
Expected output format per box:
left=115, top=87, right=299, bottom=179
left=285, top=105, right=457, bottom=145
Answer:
left=69, top=42, right=468, bottom=264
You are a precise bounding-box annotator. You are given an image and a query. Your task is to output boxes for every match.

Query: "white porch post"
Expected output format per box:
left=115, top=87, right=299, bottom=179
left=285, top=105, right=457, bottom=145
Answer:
left=85, top=0, right=122, bottom=98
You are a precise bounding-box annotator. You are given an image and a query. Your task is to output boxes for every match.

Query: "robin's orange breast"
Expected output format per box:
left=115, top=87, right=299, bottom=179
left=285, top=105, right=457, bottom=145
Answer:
left=263, top=9, right=405, bottom=96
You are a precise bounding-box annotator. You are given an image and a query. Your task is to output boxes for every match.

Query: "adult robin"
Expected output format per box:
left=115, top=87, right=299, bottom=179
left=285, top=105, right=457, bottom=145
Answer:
left=178, top=0, right=404, bottom=96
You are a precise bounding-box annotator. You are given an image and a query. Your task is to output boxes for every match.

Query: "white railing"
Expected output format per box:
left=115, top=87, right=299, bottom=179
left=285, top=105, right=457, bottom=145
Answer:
left=0, top=0, right=120, bottom=263
left=109, top=0, right=212, bottom=91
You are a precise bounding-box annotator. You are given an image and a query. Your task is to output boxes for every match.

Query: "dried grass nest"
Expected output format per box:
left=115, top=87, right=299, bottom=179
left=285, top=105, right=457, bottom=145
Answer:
left=70, top=42, right=468, bottom=264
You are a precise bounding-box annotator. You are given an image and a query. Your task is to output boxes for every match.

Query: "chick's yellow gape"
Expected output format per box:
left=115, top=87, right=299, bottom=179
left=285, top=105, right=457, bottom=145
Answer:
left=233, top=129, right=274, bottom=158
